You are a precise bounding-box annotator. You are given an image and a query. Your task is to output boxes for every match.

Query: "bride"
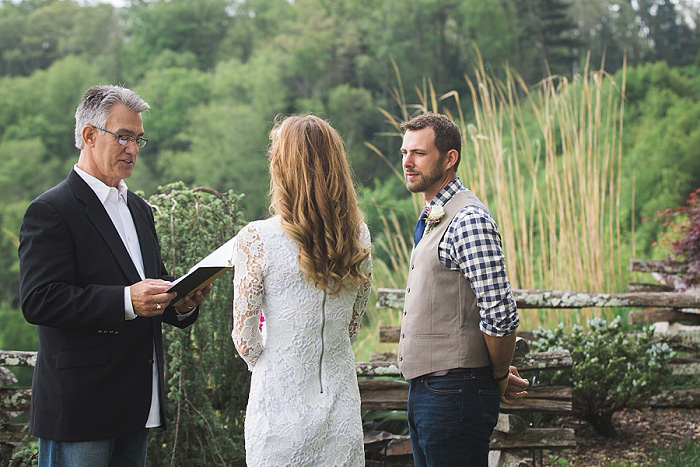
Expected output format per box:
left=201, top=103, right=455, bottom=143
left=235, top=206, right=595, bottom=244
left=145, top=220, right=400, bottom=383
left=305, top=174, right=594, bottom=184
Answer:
left=231, top=114, right=372, bottom=466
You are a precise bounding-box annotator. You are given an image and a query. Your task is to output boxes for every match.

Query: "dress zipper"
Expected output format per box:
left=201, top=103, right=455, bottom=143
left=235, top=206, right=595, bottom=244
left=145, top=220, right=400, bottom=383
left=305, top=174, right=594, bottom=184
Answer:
left=319, top=291, right=327, bottom=393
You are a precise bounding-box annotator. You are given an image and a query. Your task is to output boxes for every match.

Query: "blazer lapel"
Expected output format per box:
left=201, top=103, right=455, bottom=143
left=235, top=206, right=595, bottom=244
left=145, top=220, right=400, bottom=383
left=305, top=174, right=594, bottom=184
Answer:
left=68, top=170, right=143, bottom=284
left=128, top=193, right=159, bottom=279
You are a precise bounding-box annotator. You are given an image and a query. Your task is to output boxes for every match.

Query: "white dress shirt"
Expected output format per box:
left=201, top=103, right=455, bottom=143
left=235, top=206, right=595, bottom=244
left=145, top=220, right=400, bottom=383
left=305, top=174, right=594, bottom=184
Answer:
left=74, top=165, right=162, bottom=428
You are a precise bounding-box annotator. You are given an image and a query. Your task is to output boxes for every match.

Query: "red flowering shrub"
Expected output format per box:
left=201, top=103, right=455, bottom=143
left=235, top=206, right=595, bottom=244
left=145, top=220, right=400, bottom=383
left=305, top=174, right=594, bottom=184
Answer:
left=653, top=188, right=700, bottom=289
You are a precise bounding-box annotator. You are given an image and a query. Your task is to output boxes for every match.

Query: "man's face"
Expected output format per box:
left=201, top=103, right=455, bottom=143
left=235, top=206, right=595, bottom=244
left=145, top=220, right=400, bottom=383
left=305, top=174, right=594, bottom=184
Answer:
left=401, top=127, right=447, bottom=199
left=89, top=103, right=144, bottom=187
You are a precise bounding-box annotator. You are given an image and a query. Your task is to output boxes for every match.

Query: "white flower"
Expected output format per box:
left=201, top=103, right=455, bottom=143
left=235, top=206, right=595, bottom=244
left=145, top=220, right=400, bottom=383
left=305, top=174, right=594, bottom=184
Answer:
left=424, top=205, right=445, bottom=234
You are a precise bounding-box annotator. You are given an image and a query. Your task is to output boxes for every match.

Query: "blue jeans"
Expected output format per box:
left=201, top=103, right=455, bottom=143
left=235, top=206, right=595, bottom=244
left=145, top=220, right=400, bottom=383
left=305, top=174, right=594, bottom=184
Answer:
left=408, top=368, right=500, bottom=467
left=38, top=430, right=149, bottom=467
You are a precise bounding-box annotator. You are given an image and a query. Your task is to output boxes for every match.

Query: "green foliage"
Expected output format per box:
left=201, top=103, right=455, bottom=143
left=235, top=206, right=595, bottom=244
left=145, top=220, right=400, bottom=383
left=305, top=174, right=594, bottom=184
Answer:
left=0, top=302, right=37, bottom=386
left=514, top=0, right=580, bottom=80
left=122, top=0, right=229, bottom=82
left=531, top=317, right=674, bottom=437
left=0, top=1, right=120, bottom=78
left=327, top=84, right=381, bottom=182
left=648, top=439, right=700, bottom=466
left=570, top=0, right=648, bottom=71
left=147, top=182, right=248, bottom=465
left=0, top=55, right=105, bottom=159
left=157, top=101, right=271, bottom=219
left=619, top=62, right=700, bottom=253
left=137, top=67, right=213, bottom=154
left=635, top=0, right=699, bottom=67
left=0, top=302, right=37, bottom=352
left=8, top=442, right=38, bottom=467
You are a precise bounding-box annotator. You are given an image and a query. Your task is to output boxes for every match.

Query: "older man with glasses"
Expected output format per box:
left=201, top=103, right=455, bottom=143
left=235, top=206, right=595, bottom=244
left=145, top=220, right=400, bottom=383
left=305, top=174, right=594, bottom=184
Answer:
left=18, top=85, right=211, bottom=466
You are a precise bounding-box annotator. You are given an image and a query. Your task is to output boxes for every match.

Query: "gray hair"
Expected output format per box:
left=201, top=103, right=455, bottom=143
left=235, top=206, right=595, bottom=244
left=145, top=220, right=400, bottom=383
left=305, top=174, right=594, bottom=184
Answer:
left=74, top=85, right=150, bottom=149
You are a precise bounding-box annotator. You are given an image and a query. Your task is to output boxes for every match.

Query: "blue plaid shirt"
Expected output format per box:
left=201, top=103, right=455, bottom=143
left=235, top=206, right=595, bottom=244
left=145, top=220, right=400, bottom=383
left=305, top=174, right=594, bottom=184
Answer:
left=427, top=178, right=519, bottom=337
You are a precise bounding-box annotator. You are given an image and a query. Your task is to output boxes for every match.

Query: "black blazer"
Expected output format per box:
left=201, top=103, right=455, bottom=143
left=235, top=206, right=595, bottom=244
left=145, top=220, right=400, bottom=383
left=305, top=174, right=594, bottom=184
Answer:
left=18, top=169, right=198, bottom=442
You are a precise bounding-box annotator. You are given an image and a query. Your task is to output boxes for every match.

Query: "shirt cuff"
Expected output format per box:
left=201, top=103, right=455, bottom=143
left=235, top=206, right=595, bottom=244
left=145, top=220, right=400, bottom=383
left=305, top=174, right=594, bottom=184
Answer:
left=176, top=308, right=195, bottom=321
left=125, top=286, right=137, bottom=320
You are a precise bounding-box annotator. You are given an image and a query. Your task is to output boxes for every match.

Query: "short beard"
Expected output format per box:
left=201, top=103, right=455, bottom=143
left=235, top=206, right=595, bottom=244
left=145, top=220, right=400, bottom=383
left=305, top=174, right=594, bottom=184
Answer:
left=405, top=157, right=446, bottom=194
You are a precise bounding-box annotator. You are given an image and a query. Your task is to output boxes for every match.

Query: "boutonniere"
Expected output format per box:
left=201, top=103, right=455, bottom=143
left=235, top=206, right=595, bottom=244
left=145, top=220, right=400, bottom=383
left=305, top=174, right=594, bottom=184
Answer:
left=424, top=205, right=444, bottom=235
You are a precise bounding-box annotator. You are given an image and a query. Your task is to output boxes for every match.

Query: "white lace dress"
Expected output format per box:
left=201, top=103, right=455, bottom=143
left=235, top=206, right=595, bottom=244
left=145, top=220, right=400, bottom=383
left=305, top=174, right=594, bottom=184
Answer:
left=231, top=216, right=372, bottom=466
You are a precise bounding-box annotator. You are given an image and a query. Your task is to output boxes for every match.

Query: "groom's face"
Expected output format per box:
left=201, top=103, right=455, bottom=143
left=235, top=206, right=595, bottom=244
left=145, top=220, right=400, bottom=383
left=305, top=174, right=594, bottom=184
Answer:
left=401, top=127, right=447, bottom=199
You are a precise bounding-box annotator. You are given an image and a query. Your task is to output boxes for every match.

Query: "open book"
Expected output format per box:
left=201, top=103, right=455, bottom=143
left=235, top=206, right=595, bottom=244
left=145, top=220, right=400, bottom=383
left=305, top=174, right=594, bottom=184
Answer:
left=168, top=237, right=236, bottom=307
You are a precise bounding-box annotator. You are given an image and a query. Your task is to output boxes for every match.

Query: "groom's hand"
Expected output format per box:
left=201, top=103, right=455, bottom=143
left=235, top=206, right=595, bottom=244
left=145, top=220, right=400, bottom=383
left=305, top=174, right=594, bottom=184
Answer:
left=501, top=366, right=529, bottom=404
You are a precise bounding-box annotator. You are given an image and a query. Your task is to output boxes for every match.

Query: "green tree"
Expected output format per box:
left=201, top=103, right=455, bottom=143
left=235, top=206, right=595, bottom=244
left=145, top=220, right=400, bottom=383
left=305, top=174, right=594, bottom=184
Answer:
left=619, top=62, right=700, bottom=251
left=326, top=84, right=381, bottom=182
left=122, top=0, right=230, bottom=82
left=0, top=5, right=27, bottom=76
left=2, top=0, right=79, bottom=75
left=136, top=67, right=213, bottom=154
left=570, top=0, right=648, bottom=72
left=515, top=0, right=580, bottom=79
left=218, top=0, right=294, bottom=62
left=0, top=56, right=105, bottom=164
left=158, top=102, right=271, bottom=220
left=632, top=0, right=699, bottom=66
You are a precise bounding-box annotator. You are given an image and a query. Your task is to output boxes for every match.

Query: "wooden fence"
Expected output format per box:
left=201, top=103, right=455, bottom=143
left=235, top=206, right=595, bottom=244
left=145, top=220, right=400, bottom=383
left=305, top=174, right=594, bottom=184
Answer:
left=2, top=260, right=698, bottom=466
left=360, top=258, right=699, bottom=465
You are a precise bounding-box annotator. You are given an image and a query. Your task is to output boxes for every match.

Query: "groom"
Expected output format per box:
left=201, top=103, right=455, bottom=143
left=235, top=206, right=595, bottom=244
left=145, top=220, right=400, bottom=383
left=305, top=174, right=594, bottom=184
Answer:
left=397, top=113, right=529, bottom=466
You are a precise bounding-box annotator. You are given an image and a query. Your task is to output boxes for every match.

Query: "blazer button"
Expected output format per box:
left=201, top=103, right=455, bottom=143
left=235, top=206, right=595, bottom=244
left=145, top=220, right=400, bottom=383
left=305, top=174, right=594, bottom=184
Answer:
left=398, top=356, right=403, bottom=362
left=406, top=287, right=410, bottom=293
left=401, top=333, right=405, bottom=339
left=411, top=264, right=415, bottom=270
left=403, top=311, right=407, bottom=316
left=148, top=359, right=154, bottom=365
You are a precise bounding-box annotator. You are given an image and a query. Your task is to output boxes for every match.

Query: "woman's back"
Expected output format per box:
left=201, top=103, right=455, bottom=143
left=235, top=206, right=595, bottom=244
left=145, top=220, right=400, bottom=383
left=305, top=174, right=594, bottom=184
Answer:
left=233, top=216, right=371, bottom=466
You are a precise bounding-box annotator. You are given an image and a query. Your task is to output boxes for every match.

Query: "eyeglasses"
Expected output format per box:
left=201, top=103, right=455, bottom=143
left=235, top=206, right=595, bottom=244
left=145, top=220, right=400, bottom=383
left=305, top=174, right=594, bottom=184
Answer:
left=93, top=126, right=148, bottom=149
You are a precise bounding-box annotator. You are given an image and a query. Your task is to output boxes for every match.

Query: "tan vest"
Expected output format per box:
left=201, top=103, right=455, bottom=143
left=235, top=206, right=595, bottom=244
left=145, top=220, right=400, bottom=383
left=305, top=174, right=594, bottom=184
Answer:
left=398, top=190, right=491, bottom=380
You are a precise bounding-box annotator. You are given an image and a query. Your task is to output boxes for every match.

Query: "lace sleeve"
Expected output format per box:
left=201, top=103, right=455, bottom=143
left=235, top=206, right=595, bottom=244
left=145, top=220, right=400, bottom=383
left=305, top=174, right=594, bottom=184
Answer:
left=231, top=224, right=266, bottom=370
left=349, top=224, right=373, bottom=343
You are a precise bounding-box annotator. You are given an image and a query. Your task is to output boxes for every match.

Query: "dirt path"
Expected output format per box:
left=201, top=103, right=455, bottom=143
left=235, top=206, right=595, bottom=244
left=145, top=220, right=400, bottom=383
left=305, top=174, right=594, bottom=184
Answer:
left=542, top=407, right=700, bottom=466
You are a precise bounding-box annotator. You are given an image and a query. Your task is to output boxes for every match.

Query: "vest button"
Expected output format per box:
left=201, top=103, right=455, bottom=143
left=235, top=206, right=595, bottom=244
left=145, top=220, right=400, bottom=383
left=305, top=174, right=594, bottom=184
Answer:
left=401, top=333, right=405, bottom=339
left=403, top=311, right=406, bottom=316
left=411, top=264, right=414, bottom=270
left=406, top=287, right=410, bottom=293
left=398, top=356, right=403, bottom=362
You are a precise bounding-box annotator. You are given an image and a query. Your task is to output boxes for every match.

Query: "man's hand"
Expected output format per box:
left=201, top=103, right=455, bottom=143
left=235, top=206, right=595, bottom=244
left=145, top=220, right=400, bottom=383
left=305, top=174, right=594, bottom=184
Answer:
left=499, top=365, right=529, bottom=404
left=174, top=283, right=213, bottom=315
left=131, top=279, right=176, bottom=317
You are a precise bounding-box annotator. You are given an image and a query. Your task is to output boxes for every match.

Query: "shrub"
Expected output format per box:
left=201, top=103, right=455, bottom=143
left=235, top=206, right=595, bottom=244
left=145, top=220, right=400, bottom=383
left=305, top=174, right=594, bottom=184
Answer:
left=652, top=188, right=700, bottom=290
left=531, top=316, right=674, bottom=438
left=147, top=183, right=249, bottom=465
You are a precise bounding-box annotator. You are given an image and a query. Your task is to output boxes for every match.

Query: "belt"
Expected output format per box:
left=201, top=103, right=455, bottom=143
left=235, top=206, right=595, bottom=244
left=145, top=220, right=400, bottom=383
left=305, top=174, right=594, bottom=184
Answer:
left=422, top=366, right=491, bottom=378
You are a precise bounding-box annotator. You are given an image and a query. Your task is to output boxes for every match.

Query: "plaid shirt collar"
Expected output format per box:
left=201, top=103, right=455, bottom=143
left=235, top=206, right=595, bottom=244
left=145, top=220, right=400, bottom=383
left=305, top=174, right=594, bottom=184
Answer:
left=429, top=177, right=467, bottom=208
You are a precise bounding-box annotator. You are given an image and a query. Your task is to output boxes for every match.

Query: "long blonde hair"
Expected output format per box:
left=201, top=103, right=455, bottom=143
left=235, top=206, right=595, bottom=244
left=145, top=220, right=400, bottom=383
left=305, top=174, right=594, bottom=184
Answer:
left=268, top=115, right=370, bottom=295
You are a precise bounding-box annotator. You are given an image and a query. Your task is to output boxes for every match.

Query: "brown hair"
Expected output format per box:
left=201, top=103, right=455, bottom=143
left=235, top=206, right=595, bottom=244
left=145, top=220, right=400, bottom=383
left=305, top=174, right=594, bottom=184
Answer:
left=268, top=115, right=370, bottom=295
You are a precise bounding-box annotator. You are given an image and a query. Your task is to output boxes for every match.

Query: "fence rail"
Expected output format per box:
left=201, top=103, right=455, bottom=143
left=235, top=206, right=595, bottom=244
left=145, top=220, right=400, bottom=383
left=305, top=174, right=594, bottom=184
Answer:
left=377, top=287, right=700, bottom=309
